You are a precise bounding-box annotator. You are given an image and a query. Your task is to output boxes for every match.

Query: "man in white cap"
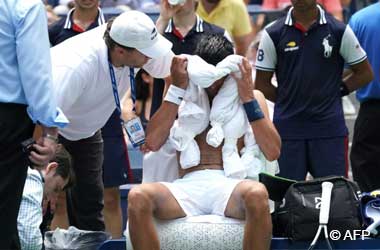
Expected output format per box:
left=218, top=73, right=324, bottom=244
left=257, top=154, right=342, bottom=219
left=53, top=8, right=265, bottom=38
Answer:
left=50, top=10, right=175, bottom=231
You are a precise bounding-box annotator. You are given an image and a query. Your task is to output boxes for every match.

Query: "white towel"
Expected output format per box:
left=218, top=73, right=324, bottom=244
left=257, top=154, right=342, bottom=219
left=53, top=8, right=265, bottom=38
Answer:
left=241, top=127, right=280, bottom=180
left=168, top=56, right=211, bottom=169
left=143, top=139, right=179, bottom=183
left=169, top=54, right=270, bottom=178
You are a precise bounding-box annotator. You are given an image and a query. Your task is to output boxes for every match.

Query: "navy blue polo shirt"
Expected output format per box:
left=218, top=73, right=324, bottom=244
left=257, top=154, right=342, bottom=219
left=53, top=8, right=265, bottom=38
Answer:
left=256, top=5, right=367, bottom=139
left=48, top=8, right=105, bottom=46
left=163, top=15, right=226, bottom=55
left=150, top=16, right=227, bottom=116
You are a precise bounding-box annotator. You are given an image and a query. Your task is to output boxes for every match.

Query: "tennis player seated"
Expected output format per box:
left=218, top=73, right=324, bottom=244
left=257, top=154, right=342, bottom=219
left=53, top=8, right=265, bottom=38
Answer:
left=127, top=35, right=281, bottom=250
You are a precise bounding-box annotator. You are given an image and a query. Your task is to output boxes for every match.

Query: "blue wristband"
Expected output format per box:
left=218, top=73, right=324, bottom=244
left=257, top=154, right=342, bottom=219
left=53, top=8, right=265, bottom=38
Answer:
left=243, top=99, right=264, bottom=122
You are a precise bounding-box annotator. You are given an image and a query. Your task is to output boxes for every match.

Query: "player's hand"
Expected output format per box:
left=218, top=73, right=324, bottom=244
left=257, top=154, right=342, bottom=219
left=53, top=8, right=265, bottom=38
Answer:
left=232, top=58, right=256, bottom=103
left=170, top=55, right=189, bottom=90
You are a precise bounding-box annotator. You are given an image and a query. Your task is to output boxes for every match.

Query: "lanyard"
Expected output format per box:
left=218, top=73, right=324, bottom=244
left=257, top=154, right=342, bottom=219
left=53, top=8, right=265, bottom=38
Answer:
left=108, top=54, right=136, bottom=114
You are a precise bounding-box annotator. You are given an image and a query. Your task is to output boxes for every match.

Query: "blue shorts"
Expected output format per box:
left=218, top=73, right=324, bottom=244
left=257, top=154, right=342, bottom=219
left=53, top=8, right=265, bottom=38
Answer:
left=101, top=110, right=132, bottom=188
left=277, top=137, right=348, bottom=181
left=102, top=136, right=131, bottom=188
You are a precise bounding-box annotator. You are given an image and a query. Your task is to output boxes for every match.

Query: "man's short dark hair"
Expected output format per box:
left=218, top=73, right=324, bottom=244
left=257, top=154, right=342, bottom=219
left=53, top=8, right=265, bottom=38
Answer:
left=103, top=17, right=134, bottom=51
left=53, top=145, right=75, bottom=190
left=194, top=34, right=234, bottom=66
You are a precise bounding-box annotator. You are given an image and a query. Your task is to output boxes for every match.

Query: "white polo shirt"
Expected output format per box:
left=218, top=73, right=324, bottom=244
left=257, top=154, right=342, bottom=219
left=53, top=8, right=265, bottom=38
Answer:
left=51, top=24, right=173, bottom=141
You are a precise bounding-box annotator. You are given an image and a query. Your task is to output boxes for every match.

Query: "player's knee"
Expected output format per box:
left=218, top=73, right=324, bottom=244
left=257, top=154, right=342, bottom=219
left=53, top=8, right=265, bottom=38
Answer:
left=127, top=187, right=153, bottom=216
left=243, top=182, right=269, bottom=212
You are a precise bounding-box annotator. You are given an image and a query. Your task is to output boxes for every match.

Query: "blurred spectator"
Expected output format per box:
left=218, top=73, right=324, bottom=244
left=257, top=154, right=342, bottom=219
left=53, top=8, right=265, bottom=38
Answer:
left=196, top=0, right=253, bottom=55
left=17, top=146, right=74, bottom=250
left=49, top=0, right=104, bottom=45
left=349, top=1, right=380, bottom=192
left=255, top=1, right=373, bottom=181
left=0, top=0, right=68, bottom=248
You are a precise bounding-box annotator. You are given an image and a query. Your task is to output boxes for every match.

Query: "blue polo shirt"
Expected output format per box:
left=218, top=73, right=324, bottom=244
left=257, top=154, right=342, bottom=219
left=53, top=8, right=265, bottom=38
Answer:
left=349, top=2, right=380, bottom=103
left=48, top=8, right=105, bottom=46
left=256, top=5, right=367, bottom=139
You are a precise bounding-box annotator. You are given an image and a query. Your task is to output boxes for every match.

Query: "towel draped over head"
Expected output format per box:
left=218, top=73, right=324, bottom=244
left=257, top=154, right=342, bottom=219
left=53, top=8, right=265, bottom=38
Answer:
left=169, top=54, right=278, bottom=179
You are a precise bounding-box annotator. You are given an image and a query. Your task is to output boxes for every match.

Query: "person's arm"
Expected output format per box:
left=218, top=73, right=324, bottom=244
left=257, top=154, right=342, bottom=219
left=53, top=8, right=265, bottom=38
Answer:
left=339, top=25, right=374, bottom=94
left=162, top=76, right=172, bottom=99
left=255, top=70, right=276, bottom=102
left=234, top=34, right=253, bottom=56
left=231, top=0, right=253, bottom=56
left=16, top=2, right=69, bottom=168
left=121, top=89, right=137, bottom=121
left=145, top=56, right=189, bottom=152
left=344, top=60, right=373, bottom=93
left=156, top=0, right=182, bottom=34
left=16, top=1, right=68, bottom=129
left=29, top=126, right=59, bottom=169
left=233, top=59, right=281, bottom=161
left=254, top=29, right=277, bottom=102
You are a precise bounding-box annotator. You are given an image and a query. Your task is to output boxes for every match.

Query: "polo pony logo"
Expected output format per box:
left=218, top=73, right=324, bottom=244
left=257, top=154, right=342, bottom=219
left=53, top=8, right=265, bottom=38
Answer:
left=151, top=28, right=157, bottom=40
left=322, top=34, right=333, bottom=58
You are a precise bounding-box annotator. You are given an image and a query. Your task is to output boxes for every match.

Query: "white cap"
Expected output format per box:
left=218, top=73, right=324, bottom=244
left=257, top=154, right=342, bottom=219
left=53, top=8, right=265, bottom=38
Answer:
left=110, top=11, right=173, bottom=59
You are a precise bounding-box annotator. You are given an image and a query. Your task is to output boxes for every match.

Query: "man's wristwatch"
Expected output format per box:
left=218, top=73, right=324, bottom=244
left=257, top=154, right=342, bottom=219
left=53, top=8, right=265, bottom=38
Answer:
left=43, top=134, right=59, bottom=143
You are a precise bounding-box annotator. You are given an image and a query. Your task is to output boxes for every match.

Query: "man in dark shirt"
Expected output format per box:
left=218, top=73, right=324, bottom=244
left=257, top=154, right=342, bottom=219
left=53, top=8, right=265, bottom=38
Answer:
left=150, top=0, right=229, bottom=116
left=49, top=0, right=105, bottom=46
left=255, top=0, right=373, bottom=181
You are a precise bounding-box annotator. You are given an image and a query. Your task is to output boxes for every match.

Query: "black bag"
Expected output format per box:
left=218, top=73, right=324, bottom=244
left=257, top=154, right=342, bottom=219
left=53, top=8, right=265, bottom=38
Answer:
left=272, top=176, right=363, bottom=241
